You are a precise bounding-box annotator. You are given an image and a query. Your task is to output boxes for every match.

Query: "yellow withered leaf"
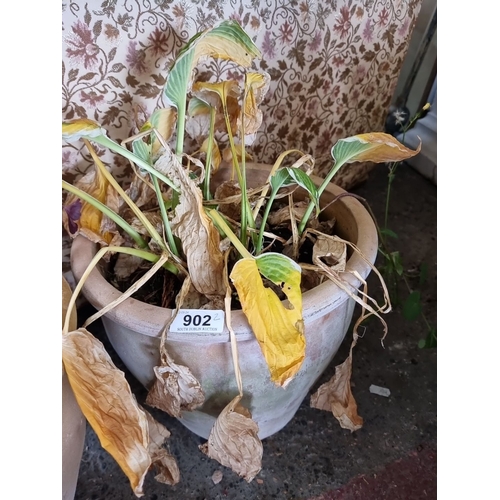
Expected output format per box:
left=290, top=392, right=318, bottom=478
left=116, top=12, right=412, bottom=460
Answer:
left=62, top=118, right=104, bottom=142
left=241, top=71, right=270, bottom=134
left=200, top=137, right=222, bottom=172
left=62, top=328, right=159, bottom=496
left=334, top=132, right=421, bottom=165
left=230, top=255, right=305, bottom=387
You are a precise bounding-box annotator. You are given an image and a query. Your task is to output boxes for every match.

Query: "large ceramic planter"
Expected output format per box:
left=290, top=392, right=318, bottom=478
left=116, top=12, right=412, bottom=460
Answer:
left=70, top=164, right=378, bottom=439
left=62, top=276, right=86, bottom=500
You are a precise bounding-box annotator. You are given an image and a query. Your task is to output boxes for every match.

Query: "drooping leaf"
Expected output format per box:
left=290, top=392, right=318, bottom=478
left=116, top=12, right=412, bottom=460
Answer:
left=193, top=80, right=241, bottom=135
left=145, top=349, right=205, bottom=418
left=310, top=346, right=363, bottom=432
left=199, top=395, right=262, bottom=482
left=141, top=107, right=178, bottom=156
left=241, top=71, right=270, bottom=134
left=164, top=20, right=261, bottom=111
left=144, top=411, right=180, bottom=485
left=403, top=291, right=422, bottom=321
left=154, top=148, right=226, bottom=299
left=62, top=118, right=105, bottom=142
left=230, top=253, right=305, bottom=387
left=331, top=132, right=421, bottom=166
left=62, top=159, right=115, bottom=245
left=62, top=328, right=162, bottom=496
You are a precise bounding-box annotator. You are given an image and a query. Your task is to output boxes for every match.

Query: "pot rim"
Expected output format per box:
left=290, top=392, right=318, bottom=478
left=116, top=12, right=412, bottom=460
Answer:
left=70, top=178, right=378, bottom=342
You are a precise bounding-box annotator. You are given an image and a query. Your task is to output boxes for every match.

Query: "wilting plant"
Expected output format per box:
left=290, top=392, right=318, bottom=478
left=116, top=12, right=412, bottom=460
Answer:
left=62, top=19, right=420, bottom=496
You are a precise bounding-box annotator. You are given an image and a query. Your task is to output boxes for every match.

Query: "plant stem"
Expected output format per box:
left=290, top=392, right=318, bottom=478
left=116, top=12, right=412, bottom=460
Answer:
left=206, top=208, right=253, bottom=260
left=202, top=107, right=216, bottom=200
left=297, top=159, right=346, bottom=234
left=83, top=139, right=168, bottom=252
left=255, top=185, right=279, bottom=255
left=150, top=174, right=180, bottom=257
left=92, top=134, right=179, bottom=193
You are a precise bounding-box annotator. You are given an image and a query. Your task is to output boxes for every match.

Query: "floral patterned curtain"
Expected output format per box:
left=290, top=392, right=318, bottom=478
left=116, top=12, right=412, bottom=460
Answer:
left=62, top=0, right=422, bottom=188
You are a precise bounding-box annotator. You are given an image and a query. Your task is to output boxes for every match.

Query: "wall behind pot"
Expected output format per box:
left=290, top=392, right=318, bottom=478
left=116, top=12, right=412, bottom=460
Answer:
left=62, top=0, right=422, bottom=188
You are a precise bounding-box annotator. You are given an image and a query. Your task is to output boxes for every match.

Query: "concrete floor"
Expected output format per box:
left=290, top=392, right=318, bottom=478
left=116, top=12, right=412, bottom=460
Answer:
left=73, top=163, right=437, bottom=500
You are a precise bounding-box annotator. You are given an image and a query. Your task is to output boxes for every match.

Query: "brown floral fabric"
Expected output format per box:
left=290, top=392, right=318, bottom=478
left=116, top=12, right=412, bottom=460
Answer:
left=62, top=0, right=422, bottom=270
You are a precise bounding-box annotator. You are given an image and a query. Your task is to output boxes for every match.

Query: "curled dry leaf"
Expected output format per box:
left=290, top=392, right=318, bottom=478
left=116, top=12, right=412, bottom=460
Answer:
left=214, top=180, right=242, bottom=220
left=310, top=342, right=363, bottom=432
left=62, top=328, right=179, bottom=496
left=145, top=349, right=205, bottom=418
left=155, top=149, right=225, bottom=300
left=240, top=71, right=271, bottom=135
left=146, top=275, right=205, bottom=417
left=145, top=411, right=180, bottom=485
left=267, top=201, right=308, bottom=227
left=312, top=234, right=347, bottom=272
left=200, top=395, right=263, bottom=482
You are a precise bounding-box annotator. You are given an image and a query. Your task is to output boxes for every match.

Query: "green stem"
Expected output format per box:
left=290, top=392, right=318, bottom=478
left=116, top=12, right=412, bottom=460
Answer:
left=297, top=159, right=347, bottom=234
left=202, top=107, right=216, bottom=200
left=92, top=134, right=179, bottom=193
left=62, top=180, right=147, bottom=249
left=255, top=185, right=279, bottom=255
left=150, top=174, right=180, bottom=257
left=206, top=209, right=253, bottom=260
left=83, top=139, right=168, bottom=252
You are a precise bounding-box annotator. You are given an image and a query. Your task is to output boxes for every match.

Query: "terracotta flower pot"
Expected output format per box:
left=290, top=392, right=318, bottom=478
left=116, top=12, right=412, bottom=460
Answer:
left=70, top=164, right=378, bottom=439
left=62, top=276, right=86, bottom=500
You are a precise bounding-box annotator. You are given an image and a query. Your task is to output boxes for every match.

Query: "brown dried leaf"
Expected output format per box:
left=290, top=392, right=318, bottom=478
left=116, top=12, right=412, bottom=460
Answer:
left=267, top=201, right=308, bottom=227
left=200, top=395, right=263, bottom=482
left=214, top=180, right=242, bottom=220
left=124, top=168, right=158, bottom=210
left=145, top=350, right=205, bottom=417
left=155, top=150, right=225, bottom=299
left=112, top=252, right=144, bottom=280
left=310, top=345, right=363, bottom=432
left=312, top=234, right=347, bottom=272
left=145, top=412, right=180, bottom=485
left=62, top=328, right=151, bottom=496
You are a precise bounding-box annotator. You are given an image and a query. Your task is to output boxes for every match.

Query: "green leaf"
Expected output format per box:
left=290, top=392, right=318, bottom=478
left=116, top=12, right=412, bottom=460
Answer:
left=132, top=139, right=151, bottom=164
left=254, top=252, right=302, bottom=283
left=390, top=251, right=404, bottom=276
left=402, top=291, right=422, bottom=321
left=286, top=167, right=320, bottom=215
left=164, top=20, right=261, bottom=110
left=270, top=168, right=293, bottom=191
left=380, top=228, right=398, bottom=239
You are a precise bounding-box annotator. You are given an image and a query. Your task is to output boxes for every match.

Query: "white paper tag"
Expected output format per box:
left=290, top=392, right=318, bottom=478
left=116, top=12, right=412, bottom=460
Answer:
left=169, top=309, right=225, bottom=334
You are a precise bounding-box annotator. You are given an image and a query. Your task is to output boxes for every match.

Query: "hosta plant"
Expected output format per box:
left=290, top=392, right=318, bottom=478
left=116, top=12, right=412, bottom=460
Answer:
left=62, top=19, right=420, bottom=496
